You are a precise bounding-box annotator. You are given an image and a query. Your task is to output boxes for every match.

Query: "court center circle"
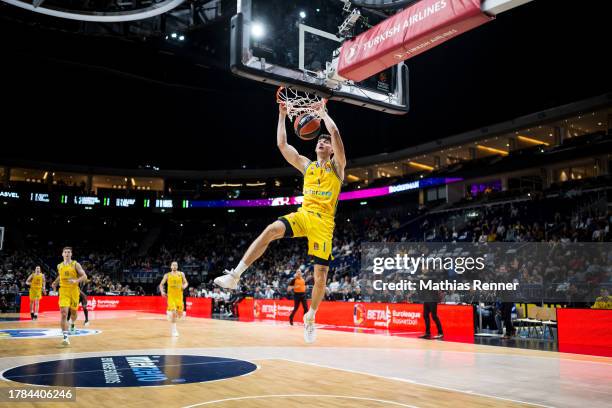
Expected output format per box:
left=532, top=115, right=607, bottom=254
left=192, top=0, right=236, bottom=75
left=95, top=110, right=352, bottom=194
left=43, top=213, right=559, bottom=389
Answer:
left=3, top=355, right=257, bottom=387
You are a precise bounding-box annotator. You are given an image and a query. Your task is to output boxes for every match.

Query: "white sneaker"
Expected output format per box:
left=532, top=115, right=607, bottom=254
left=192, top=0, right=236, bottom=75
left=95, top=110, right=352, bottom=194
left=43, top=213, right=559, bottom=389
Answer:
left=171, top=329, right=179, bottom=337
left=214, top=269, right=239, bottom=290
left=303, top=313, right=316, bottom=344
left=84, top=321, right=90, bottom=327
left=62, top=336, right=70, bottom=346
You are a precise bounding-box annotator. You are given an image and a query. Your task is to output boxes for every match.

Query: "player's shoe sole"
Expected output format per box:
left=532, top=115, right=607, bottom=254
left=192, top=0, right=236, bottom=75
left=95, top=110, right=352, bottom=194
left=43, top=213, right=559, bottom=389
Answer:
left=214, top=271, right=239, bottom=290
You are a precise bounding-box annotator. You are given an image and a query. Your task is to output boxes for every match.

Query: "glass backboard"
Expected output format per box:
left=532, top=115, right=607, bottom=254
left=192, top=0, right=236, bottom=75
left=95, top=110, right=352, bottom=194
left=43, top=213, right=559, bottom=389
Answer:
left=231, top=0, right=409, bottom=114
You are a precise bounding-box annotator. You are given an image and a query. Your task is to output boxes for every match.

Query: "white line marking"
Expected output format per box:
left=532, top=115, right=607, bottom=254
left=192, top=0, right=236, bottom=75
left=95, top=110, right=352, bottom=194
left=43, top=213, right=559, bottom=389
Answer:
left=279, top=358, right=555, bottom=408
left=183, top=394, right=418, bottom=407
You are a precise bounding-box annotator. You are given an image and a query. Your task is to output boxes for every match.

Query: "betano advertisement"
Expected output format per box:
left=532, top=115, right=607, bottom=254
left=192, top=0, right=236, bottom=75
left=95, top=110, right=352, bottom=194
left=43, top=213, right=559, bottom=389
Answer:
left=20, top=296, right=212, bottom=317
left=252, top=299, right=474, bottom=340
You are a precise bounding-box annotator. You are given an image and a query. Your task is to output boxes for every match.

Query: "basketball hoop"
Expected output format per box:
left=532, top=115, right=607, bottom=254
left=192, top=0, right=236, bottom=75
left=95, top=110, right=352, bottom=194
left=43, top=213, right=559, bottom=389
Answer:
left=276, top=87, right=327, bottom=120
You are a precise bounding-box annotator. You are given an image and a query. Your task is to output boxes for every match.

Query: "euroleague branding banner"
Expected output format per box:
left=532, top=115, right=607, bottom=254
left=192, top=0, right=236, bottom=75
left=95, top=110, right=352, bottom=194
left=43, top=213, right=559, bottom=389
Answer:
left=254, top=299, right=303, bottom=320
left=338, top=0, right=493, bottom=82
left=253, top=299, right=473, bottom=337
left=20, top=296, right=211, bottom=317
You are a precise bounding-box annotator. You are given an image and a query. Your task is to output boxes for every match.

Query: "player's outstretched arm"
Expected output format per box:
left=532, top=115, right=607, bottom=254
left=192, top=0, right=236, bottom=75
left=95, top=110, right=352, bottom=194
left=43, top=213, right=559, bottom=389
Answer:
left=277, top=104, right=310, bottom=173
left=26, top=273, right=33, bottom=286
left=319, top=109, right=346, bottom=179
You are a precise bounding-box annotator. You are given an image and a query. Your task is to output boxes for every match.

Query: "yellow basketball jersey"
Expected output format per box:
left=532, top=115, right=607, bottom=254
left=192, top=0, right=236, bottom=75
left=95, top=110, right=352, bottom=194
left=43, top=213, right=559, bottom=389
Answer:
left=31, top=274, right=43, bottom=290
left=167, top=272, right=183, bottom=297
left=302, top=160, right=342, bottom=217
left=58, top=261, right=78, bottom=289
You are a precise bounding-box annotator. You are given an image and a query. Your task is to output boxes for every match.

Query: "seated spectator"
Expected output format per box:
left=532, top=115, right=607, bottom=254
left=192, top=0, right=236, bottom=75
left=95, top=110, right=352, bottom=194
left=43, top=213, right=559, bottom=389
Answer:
left=591, top=288, right=611, bottom=309
left=264, top=285, right=275, bottom=299
left=210, top=288, right=226, bottom=313
left=328, top=278, right=340, bottom=293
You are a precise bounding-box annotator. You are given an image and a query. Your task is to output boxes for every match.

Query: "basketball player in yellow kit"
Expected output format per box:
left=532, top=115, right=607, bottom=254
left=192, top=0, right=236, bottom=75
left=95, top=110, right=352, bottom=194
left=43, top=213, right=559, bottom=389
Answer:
left=215, top=104, right=345, bottom=343
left=159, top=262, right=188, bottom=337
left=51, top=247, right=87, bottom=345
left=25, top=266, right=45, bottom=320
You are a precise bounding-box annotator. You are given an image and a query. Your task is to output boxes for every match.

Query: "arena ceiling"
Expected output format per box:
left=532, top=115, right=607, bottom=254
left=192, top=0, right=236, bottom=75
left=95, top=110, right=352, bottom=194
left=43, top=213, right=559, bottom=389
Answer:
left=0, top=0, right=610, bottom=171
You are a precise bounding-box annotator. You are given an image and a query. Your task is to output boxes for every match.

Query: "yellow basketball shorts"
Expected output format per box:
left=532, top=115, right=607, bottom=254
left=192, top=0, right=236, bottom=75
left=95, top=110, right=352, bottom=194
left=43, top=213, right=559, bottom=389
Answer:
left=167, top=295, right=184, bottom=312
left=29, top=289, right=42, bottom=301
left=279, top=208, right=335, bottom=265
left=58, top=286, right=80, bottom=309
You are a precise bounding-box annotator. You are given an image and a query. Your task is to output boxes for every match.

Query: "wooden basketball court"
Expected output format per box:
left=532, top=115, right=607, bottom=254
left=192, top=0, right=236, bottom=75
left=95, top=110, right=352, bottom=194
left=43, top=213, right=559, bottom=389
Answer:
left=0, top=311, right=610, bottom=407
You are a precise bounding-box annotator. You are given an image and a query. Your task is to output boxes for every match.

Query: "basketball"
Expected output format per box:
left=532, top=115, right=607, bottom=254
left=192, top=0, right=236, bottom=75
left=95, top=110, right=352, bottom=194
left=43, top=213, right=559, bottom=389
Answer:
left=294, top=113, right=321, bottom=140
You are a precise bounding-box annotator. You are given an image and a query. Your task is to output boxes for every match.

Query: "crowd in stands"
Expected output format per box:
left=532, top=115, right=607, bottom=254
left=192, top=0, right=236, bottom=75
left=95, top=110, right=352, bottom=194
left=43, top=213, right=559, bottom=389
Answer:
left=1, top=180, right=611, bottom=312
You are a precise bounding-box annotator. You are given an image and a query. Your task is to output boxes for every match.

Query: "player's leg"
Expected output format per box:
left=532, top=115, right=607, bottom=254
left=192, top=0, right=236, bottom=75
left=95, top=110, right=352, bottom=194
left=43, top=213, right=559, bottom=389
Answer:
left=60, top=307, right=69, bottom=330
left=177, top=296, right=185, bottom=320
left=58, top=288, right=72, bottom=344
left=81, top=293, right=89, bottom=326
left=302, top=213, right=334, bottom=343
left=168, top=298, right=179, bottom=336
left=29, top=297, right=34, bottom=320
left=214, top=220, right=287, bottom=289
left=69, top=307, right=78, bottom=334
left=242, top=220, right=286, bottom=265
left=60, top=306, right=70, bottom=345
left=307, top=265, right=328, bottom=314
left=34, top=298, right=40, bottom=320
left=69, top=289, right=78, bottom=334
left=303, top=264, right=328, bottom=343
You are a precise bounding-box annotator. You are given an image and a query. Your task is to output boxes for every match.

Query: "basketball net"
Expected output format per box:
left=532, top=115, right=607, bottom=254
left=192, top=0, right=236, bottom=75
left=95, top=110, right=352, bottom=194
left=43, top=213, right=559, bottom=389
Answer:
left=276, top=87, right=327, bottom=120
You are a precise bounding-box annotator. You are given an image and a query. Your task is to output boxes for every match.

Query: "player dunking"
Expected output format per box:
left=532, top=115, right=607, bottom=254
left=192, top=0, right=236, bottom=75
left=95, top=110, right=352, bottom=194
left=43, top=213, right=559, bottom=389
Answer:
left=159, top=262, right=188, bottom=337
left=25, top=266, right=45, bottom=321
left=51, top=247, right=87, bottom=345
left=215, top=104, right=345, bottom=343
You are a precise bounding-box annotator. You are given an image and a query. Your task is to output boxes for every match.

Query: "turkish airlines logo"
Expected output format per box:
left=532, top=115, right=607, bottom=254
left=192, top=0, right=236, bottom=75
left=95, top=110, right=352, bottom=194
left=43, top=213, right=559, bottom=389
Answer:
left=344, top=44, right=359, bottom=64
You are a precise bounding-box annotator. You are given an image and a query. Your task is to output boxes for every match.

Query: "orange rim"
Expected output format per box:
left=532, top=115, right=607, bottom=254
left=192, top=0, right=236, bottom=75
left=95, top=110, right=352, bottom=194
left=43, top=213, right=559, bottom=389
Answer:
left=276, top=86, right=327, bottom=111
left=275, top=86, right=285, bottom=103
